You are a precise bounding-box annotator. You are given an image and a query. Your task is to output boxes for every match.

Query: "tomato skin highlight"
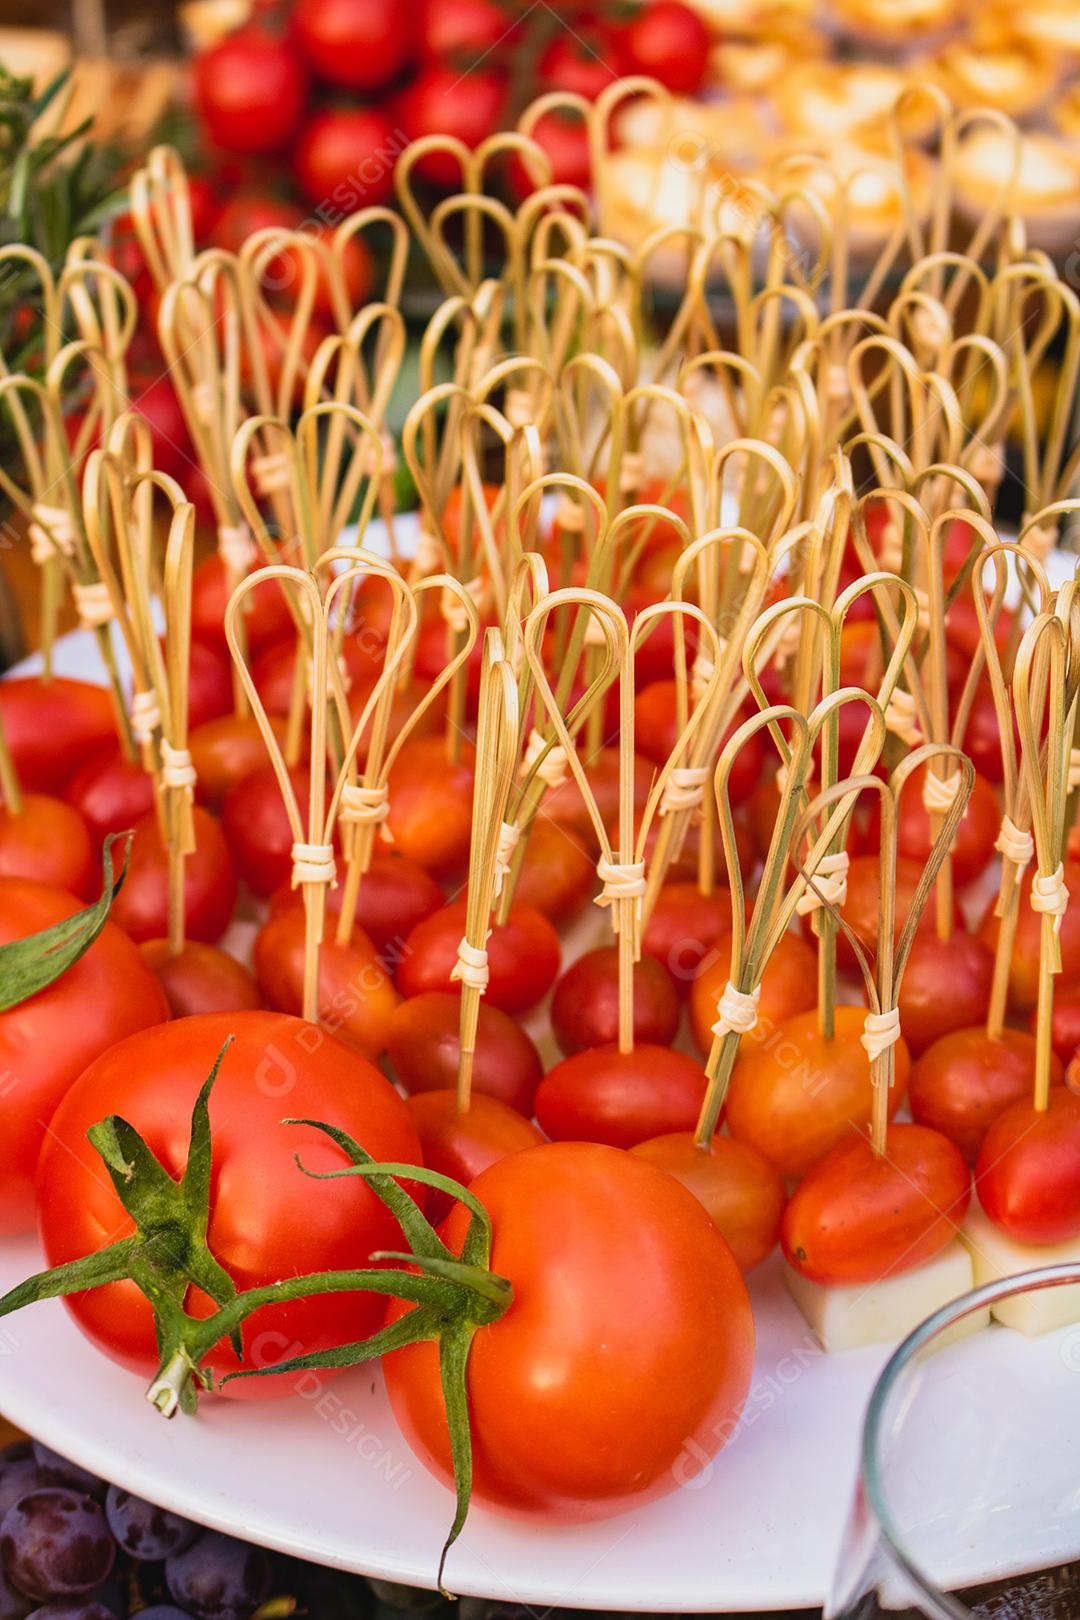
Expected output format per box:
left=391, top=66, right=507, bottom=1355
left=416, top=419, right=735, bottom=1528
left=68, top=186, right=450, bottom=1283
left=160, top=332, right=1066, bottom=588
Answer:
left=386, top=737, right=476, bottom=876
left=897, top=929, right=993, bottom=1055
left=193, top=28, right=308, bottom=155
left=64, top=745, right=156, bottom=843
left=36, top=1011, right=422, bottom=1396
left=781, top=1124, right=971, bottom=1286
left=535, top=1044, right=709, bottom=1149
left=630, top=1131, right=786, bottom=1273
left=976, top=1087, right=1080, bottom=1245
left=0, top=877, right=168, bottom=1234
left=388, top=992, right=542, bottom=1116
left=908, top=1027, right=1056, bottom=1162
left=641, top=881, right=732, bottom=996
left=384, top=1142, right=755, bottom=1518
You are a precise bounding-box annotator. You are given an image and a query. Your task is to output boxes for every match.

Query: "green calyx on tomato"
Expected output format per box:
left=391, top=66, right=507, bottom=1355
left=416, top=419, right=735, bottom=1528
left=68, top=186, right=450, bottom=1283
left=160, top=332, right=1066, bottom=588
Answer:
left=0, top=829, right=130, bottom=1010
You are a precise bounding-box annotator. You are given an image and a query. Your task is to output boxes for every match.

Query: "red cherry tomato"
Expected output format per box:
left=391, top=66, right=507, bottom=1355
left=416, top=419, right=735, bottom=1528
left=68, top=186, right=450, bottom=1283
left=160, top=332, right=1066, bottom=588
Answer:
left=976, top=1086, right=1080, bottom=1245
left=127, top=375, right=193, bottom=484
left=909, top=1027, right=1056, bottom=1163
left=397, top=899, right=560, bottom=1014
left=726, top=1004, right=911, bottom=1180
left=538, top=25, right=625, bottom=101
left=63, top=746, right=155, bottom=844
left=623, top=0, right=712, bottom=94
left=406, top=1090, right=544, bottom=1222
left=139, top=939, right=261, bottom=1019
left=293, top=107, right=398, bottom=210
left=212, top=190, right=371, bottom=320
left=689, top=929, right=817, bottom=1058
left=542, top=746, right=653, bottom=842
left=630, top=1132, right=786, bottom=1273
left=1045, top=985, right=1080, bottom=1065
left=254, top=908, right=399, bottom=1061
left=0, top=795, right=94, bottom=898
left=221, top=763, right=319, bottom=897
left=508, top=112, right=591, bottom=198
left=386, top=736, right=476, bottom=875
left=535, top=1043, right=708, bottom=1149
left=550, top=945, right=679, bottom=1055
left=271, top=848, right=443, bottom=961
left=37, top=1011, right=421, bottom=1395
left=186, top=641, right=233, bottom=731
left=419, top=0, right=517, bottom=60
left=0, top=877, right=167, bottom=1233
left=190, top=715, right=289, bottom=812
left=395, top=65, right=506, bottom=187
left=384, top=1141, right=754, bottom=1518
left=979, top=862, right=1080, bottom=1013
left=186, top=174, right=222, bottom=242
left=292, top=0, right=413, bottom=88
left=834, top=853, right=960, bottom=972
left=897, top=929, right=994, bottom=1055
left=388, top=992, right=542, bottom=1116
left=641, top=880, right=732, bottom=994
left=191, top=555, right=294, bottom=655
left=782, top=1123, right=971, bottom=1286
left=193, top=28, right=308, bottom=155
left=960, top=681, right=1005, bottom=785
left=0, top=678, right=116, bottom=793
left=111, top=806, right=238, bottom=944
left=514, top=819, right=593, bottom=921
left=863, top=765, right=1000, bottom=888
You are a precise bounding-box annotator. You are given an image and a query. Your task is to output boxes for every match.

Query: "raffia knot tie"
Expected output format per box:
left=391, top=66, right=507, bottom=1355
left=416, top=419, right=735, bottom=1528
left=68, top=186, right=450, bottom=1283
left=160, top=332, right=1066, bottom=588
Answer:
left=504, top=389, right=532, bottom=430
left=556, top=497, right=586, bottom=534
left=885, top=687, right=922, bottom=745
left=291, top=842, right=337, bottom=889
left=968, top=441, right=1004, bottom=489
left=441, top=576, right=485, bottom=634
left=861, top=1006, right=902, bottom=1062
left=660, top=765, right=709, bottom=816
left=1031, top=862, right=1069, bottom=938
left=691, top=644, right=722, bottom=702
left=218, top=523, right=257, bottom=575
left=878, top=518, right=903, bottom=573
left=252, top=452, right=292, bottom=498
left=493, top=820, right=520, bottom=897
left=711, top=981, right=760, bottom=1040
left=131, top=690, right=161, bottom=748
left=522, top=728, right=568, bottom=790
left=796, top=849, right=850, bottom=916
left=911, top=303, right=950, bottom=355
left=190, top=380, right=217, bottom=425
left=922, top=769, right=963, bottom=816
left=825, top=363, right=850, bottom=406
left=28, top=503, right=77, bottom=564
left=161, top=743, right=197, bottom=793
left=450, top=937, right=490, bottom=992
left=339, top=783, right=389, bottom=826
left=595, top=857, right=646, bottom=925
left=995, top=815, right=1034, bottom=871
left=73, top=580, right=114, bottom=631
left=414, top=526, right=444, bottom=576
left=619, top=451, right=645, bottom=494
left=1023, top=520, right=1057, bottom=562
left=362, top=431, right=396, bottom=480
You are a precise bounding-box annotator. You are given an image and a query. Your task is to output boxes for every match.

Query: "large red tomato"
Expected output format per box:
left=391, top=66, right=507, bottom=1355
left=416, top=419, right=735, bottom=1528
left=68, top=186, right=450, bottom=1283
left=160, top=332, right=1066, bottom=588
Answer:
left=193, top=29, right=308, bottom=156
left=37, top=1011, right=422, bottom=1396
left=384, top=1141, right=754, bottom=1517
left=292, top=0, right=413, bottom=89
left=0, top=877, right=168, bottom=1233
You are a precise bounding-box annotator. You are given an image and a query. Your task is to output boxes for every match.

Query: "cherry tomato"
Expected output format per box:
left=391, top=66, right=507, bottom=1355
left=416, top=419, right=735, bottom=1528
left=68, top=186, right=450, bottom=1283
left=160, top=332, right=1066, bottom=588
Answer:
left=979, top=862, right=1080, bottom=1013
left=535, top=1044, right=708, bottom=1149
left=190, top=715, right=289, bottom=812
left=689, top=929, right=817, bottom=1058
left=514, top=818, right=593, bottom=921
left=834, top=854, right=960, bottom=972
left=550, top=946, right=679, bottom=1055
left=139, top=939, right=261, bottom=1019
left=630, top=1132, right=786, bottom=1273
left=641, top=881, right=732, bottom=995
left=111, top=807, right=238, bottom=944
left=193, top=28, right=308, bottom=156
left=388, top=992, right=542, bottom=1116
left=186, top=173, right=222, bottom=241
left=419, top=0, right=517, bottom=61
left=726, top=1004, right=910, bottom=1180
left=249, top=632, right=375, bottom=716
left=908, top=1026, right=1056, bottom=1163
left=542, top=746, right=653, bottom=843
left=271, top=848, right=443, bottom=962
left=292, top=0, right=413, bottom=88
left=386, top=737, right=476, bottom=875
left=538, top=25, right=625, bottom=101
left=863, top=764, right=1000, bottom=888
left=1045, top=985, right=1080, bottom=1065
left=0, top=877, right=167, bottom=1233
left=37, top=1011, right=421, bottom=1395
left=127, top=375, right=193, bottom=484
left=221, top=763, right=320, bottom=897
left=395, top=65, right=506, bottom=187
left=976, top=1086, right=1080, bottom=1245
left=960, top=681, right=1005, bottom=786
left=187, top=641, right=233, bottom=730
left=897, top=929, right=993, bottom=1055
left=406, top=1091, right=544, bottom=1222
left=254, top=908, right=399, bottom=1061
left=397, top=899, right=560, bottom=1014
left=384, top=1141, right=754, bottom=1517
left=623, top=0, right=711, bottom=94
left=293, top=107, right=397, bottom=210
left=63, top=746, right=155, bottom=844
left=0, top=796, right=94, bottom=898
left=0, top=679, right=116, bottom=793
left=508, top=112, right=591, bottom=198
left=782, top=1123, right=971, bottom=1286
left=633, top=684, right=765, bottom=805
left=191, top=555, right=294, bottom=656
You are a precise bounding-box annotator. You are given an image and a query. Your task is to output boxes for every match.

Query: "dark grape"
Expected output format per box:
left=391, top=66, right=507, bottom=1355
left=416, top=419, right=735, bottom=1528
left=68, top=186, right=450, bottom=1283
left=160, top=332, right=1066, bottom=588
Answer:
left=0, top=1491, right=114, bottom=1602
left=137, top=1609, right=192, bottom=1620
left=104, top=1490, right=197, bottom=1563
left=82, top=1578, right=124, bottom=1620
left=0, top=1451, right=49, bottom=1525
left=26, top=1603, right=115, bottom=1620
left=0, top=1567, right=31, bottom=1620
left=165, top=1532, right=270, bottom=1620
left=28, top=1456, right=104, bottom=1507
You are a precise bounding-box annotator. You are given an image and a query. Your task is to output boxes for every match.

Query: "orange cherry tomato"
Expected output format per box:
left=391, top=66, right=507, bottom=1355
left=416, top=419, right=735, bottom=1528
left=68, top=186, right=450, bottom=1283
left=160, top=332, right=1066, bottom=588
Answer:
left=190, top=715, right=290, bottom=811
left=979, top=862, right=1080, bottom=1013
left=863, top=765, right=1000, bottom=888
left=405, top=1090, right=545, bottom=1222
left=515, top=818, right=593, bottom=921
left=541, top=745, right=653, bottom=844
left=0, top=795, right=94, bottom=899
left=139, top=939, right=262, bottom=1018
left=110, top=806, right=238, bottom=944
left=387, top=991, right=542, bottom=1116
left=833, top=854, right=960, bottom=972
left=689, top=929, right=817, bottom=1058
left=897, top=929, right=993, bottom=1055
left=726, top=1004, right=910, bottom=1180
left=976, top=1086, right=1080, bottom=1245
left=254, top=908, right=399, bottom=1060
left=909, top=1027, right=1056, bottom=1162
left=630, top=1132, right=786, bottom=1272
left=781, top=1123, right=970, bottom=1286
left=385, top=736, right=476, bottom=875
left=641, top=881, right=732, bottom=995
left=396, top=899, right=560, bottom=1014
left=384, top=1141, right=754, bottom=1519
left=550, top=945, right=679, bottom=1055
left=535, top=1043, right=709, bottom=1149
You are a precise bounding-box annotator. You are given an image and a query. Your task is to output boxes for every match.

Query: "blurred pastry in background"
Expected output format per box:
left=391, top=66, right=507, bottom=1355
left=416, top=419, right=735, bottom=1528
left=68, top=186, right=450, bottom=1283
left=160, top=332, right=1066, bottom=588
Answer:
left=951, top=126, right=1080, bottom=253
left=1008, top=0, right=1080, bottom=66
left=771, top=140, right=935, bottom=262
left=922, top=39, right=1058, bottom=120
left=769, top=62, right=935, bottom=144
left=831, top=0, right=964, bottom=46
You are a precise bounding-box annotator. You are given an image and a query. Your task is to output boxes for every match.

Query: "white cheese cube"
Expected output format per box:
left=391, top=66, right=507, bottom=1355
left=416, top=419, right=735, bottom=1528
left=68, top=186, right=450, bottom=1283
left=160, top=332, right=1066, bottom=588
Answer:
left=962, top=1201, right=1080, bottom=1336
left=783, top=1241, right=988, bottom=1352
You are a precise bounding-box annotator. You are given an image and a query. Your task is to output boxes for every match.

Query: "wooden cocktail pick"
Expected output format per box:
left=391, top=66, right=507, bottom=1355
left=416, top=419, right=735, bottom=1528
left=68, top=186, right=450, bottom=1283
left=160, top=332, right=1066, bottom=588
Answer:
left=129, top=146, right=196, bottom=291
